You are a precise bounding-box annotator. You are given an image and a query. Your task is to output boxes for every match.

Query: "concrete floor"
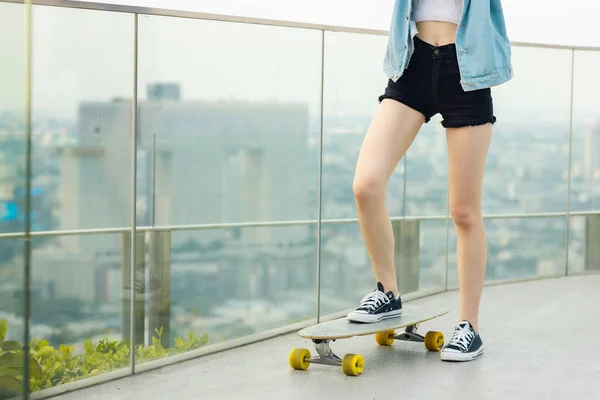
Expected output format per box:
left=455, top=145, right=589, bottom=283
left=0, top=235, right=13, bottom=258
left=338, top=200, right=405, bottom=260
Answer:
left=58, top=275, right=600, bottom=400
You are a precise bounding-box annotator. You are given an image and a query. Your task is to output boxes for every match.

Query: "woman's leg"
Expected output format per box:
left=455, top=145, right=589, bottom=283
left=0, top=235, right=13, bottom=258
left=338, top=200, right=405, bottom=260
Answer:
left=346, top=99, right=424, bottom=322
left=446, top=123, right=492, bottom=331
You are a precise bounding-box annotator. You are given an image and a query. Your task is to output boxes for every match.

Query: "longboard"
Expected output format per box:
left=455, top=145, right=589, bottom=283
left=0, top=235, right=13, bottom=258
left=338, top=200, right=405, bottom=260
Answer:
left=289, top=305, right=449, bottom=376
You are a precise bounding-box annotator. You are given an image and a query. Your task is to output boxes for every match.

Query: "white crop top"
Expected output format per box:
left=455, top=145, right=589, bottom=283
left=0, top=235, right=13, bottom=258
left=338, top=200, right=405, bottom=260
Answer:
left=412, top=0, right=464, bottom=25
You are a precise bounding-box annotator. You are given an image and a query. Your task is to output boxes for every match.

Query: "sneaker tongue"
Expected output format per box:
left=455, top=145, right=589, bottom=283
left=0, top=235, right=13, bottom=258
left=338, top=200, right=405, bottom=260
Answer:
left=458, top=321, right=472, bottom=330
left=376, top=282, right=395, bottom=300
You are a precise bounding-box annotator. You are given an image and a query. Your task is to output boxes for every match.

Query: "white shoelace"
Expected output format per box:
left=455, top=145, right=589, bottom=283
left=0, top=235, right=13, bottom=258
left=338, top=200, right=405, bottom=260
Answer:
left=358, top=290, right=390, bottom=312
left=448, top=323, right=475, bottom=351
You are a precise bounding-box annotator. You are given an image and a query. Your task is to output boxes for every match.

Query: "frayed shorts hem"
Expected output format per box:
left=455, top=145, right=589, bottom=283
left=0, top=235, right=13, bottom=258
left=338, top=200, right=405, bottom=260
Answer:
left=441, top=117, right=497, bottom=128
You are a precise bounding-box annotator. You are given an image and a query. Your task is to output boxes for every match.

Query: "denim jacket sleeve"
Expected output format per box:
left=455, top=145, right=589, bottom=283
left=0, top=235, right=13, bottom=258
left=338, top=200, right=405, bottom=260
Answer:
left=383, top=0, right=513, bottom=92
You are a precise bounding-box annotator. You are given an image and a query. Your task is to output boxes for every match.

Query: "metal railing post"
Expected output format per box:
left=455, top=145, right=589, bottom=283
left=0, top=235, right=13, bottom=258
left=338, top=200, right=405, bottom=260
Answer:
left=393, top=220, right=420, bottom=295
left=129, top=12, right=140, bottom=373
left=22, top=1, right=33, bottom=398
left=315, top=30, right=325, bottom=323
left=121, top=231, right=146, bottom=349
left=565, top=48, right=575, bottom=275
left=585, top=215, right=600, bottom=271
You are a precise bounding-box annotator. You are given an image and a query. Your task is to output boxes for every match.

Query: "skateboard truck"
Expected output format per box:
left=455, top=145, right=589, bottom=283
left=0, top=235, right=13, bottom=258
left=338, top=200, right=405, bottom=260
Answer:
left=394, top=324, right=426, bottom=343
left=308, top=340, right=342, bottom=366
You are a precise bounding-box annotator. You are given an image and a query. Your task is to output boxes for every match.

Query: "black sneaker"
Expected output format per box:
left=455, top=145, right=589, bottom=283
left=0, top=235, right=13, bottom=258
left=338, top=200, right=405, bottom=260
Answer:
left=346, top=282, right=403, bottom=323
left=440, top=321, right=484, bottom=361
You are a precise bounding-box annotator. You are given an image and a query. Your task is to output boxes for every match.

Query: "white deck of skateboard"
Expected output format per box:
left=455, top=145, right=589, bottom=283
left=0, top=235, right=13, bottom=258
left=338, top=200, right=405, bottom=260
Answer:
left=298, top=305, right=449, bottom=340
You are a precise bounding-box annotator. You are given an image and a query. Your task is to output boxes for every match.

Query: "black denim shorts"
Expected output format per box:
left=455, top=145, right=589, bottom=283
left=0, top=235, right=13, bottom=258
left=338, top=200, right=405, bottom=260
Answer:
left=379, top=36, right=496, bottom=128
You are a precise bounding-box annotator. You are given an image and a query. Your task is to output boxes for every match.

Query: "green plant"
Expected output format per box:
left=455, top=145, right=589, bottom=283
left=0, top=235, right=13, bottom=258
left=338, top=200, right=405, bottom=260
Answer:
left=0, top=319, right=209, bottom=398
left=0, top=319, right=43, bottom=399
left=136, top=327, right=209, bottom=362
left=172, top=329, right=209, bottom=353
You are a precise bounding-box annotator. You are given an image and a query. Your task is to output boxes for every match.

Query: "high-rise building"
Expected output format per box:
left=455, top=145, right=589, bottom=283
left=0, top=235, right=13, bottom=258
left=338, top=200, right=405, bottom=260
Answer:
left=147, top=83, right=181, bottom=102
left=58, top=83, right=311, bottom=253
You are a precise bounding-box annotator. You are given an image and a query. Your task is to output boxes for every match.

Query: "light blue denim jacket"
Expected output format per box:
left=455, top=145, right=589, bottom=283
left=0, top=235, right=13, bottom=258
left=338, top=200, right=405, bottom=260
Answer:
left=383, top=0, right=513, bottom=91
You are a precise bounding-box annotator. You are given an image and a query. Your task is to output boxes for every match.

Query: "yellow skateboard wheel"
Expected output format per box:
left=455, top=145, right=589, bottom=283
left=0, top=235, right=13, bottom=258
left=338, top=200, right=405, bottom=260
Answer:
left=424, top=331, right=444, bottom=352
left=375, top=330, right=395, bottom=346
left=342, top=354, right=364, bottom=376
left=288, top=348, right=311, bottom=370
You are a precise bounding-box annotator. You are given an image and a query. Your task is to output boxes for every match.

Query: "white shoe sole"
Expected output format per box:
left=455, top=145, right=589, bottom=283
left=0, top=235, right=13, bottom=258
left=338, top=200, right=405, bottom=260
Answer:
left=346, top=309, right=403, bottom=323
left=440, top=346, right=484, bottom=362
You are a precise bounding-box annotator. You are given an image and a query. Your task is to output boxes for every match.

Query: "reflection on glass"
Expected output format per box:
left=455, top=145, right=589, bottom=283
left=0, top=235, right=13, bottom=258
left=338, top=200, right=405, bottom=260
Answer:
left=321, top=32, right=396, bottom=219
left=447, top=217, right=566, bottom=286
left=138, top=15, right=322, bottom=226
left=570, top=51, right=600, bottom=212
left=32, top=6, right=134, bottom=231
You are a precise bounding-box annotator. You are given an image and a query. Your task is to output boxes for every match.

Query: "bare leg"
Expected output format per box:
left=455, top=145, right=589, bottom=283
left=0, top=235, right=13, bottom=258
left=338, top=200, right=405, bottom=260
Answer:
left=352, top=99, right=424, bottom=297
left=446, top=123, right=492, bottom=332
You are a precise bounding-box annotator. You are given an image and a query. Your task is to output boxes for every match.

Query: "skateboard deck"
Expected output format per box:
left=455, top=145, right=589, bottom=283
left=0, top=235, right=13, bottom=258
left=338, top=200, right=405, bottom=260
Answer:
left=289, top=305, right=449, bottom=377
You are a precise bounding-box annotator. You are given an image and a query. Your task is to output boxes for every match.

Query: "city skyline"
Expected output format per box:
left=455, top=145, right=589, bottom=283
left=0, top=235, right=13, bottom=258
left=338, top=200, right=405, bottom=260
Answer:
left=2, top=2, right=600, bottom=121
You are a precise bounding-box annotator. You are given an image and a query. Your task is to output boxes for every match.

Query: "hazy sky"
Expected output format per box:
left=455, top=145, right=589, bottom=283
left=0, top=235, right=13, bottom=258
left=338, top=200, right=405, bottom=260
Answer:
left=1, top=0, right=599, bottom=122
left=81, top=0, right=600, bottom=47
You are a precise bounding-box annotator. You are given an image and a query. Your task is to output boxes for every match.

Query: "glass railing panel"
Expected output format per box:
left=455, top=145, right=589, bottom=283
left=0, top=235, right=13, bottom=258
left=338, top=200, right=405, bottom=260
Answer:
left=13, top=4, right=136, bottom=397
left=138, top=15, right=323, bottom=228
left=28, top=233, right=131, bottom=394
left=154, top=226, right=317, bottom=356
left=30, top=5, right=135, bottom=231
left=483, top=46, right=573, bottom=215
left=567, top=50, right=600, bottom=274
left=570, top=50, right=600, bottom=214
left=0, top=1, right=30, bottom=399
left=136, top=14, right=322, bottom=360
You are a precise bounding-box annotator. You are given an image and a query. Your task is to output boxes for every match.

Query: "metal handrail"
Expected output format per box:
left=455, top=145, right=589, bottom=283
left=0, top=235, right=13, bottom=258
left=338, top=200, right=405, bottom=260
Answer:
left=3, top=0, right=600, bottom=52
left=0, top=210, right=597, bottom=239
